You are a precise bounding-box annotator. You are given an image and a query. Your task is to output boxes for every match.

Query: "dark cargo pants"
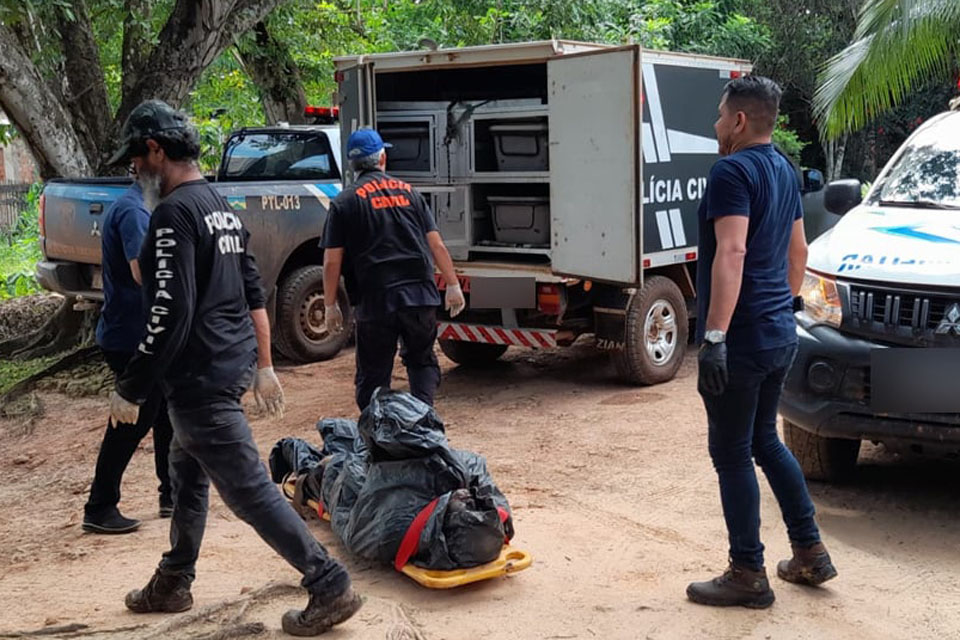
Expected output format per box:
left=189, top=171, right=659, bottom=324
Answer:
left=85, top=349, right=172, bottom=518
left=354, top=306, right=440, bottom=411
left=158, top=387, right=350, bottom=597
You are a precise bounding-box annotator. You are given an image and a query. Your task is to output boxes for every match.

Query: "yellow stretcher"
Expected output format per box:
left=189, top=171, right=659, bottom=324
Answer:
left=282, top=478, right=532, bottom=589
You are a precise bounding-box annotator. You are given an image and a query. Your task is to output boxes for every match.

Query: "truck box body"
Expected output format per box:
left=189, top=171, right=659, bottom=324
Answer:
left=334, top=41, right=751, bottom=383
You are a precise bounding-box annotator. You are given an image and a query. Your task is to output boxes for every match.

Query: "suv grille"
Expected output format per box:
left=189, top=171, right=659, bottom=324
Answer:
left=844, top=283, right=960, bottom=346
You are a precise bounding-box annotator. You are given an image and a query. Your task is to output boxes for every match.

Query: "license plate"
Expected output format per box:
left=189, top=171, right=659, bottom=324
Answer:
left=91, top=268, right=103, bottom=290
left=871, top=348, right=960, bottom=413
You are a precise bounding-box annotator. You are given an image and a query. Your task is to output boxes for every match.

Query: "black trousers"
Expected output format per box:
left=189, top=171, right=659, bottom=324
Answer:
left=159, top=381, right=350, bottom=597
left=355, top=306, right=440, bottom=411
left=84, top=349, right=173, bottom=518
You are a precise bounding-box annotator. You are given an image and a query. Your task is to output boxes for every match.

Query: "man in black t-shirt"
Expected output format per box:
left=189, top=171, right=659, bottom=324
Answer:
left=321, top=129, right=464, bottom=410
left=107, top=100, right=361, bottom=636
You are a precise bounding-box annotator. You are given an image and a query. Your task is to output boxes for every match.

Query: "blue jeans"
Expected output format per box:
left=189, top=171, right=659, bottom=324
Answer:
left=158, top=382, right=350, bottom=597
left=699, top=344, right=820, bottom=570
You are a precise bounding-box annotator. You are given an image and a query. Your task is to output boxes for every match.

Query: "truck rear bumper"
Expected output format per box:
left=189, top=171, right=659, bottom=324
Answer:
left=438, top=322, right=558, bottom=348
left=779, top=323, right=960, bottom=447
left=36, top=260, right=103, bottom=302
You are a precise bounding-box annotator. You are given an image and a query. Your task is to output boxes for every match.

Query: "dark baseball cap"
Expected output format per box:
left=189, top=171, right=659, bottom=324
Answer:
left=107, top=99, right=190, bottom=165
left=346, top=129, right=392, bottom=160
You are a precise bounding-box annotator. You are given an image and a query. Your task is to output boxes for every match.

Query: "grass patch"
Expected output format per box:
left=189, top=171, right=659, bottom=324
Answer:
left=0, top=354, right=59, bottom=395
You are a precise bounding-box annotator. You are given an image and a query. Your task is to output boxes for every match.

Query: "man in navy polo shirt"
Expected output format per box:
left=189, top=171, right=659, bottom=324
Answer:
left=321, top=129, right=465, bottom=410
left=686, top=76, right=838, bottom=608
left=82, top=181, right=173, bottom=534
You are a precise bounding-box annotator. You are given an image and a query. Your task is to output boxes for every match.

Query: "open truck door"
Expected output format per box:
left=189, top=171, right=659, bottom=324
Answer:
left=547, top=46, right=641, bottom=285
left=336, top=61, right=376, bottom=185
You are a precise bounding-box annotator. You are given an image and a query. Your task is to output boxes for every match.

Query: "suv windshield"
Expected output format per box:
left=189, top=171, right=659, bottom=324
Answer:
left=868, top=113, right=960, bottom=209
left=221, top=131, right=340, bottom=181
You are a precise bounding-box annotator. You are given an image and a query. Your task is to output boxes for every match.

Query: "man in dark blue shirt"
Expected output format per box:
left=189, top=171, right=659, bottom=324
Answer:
left=321, top=129, right=464, bottom=411
left=687, top=76, right=837, bottom=609
left=82, top=182, right=173, bottom=534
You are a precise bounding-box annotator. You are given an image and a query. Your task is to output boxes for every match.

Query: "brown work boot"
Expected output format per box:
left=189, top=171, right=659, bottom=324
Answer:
left=281, top=587, right=363, bottom=636
left=777, top=542, right=838, bottom=586
left=124, top=570, right=193, bottom=613
left=686, top=562, right=775, bottom=609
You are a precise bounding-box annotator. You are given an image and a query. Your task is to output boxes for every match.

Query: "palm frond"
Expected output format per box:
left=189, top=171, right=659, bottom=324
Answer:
left=814, top=0, right=960, bottom=140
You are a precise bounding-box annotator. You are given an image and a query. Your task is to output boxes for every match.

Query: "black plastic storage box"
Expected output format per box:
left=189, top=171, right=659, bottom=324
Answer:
left=489, top=122, right=548, bottom=172
left=488, top=196, right=550, bottom=246
left=379, top=122, right=432, bottom=173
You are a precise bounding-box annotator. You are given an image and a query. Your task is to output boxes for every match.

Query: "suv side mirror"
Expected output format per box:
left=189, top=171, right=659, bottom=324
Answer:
left=824, top=179, right=862, bottom=216
left=802, top=168, right=824, bottom=193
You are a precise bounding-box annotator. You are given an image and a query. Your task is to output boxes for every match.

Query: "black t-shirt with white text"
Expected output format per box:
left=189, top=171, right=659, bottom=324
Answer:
left=116, top=179, right=266, bottom=407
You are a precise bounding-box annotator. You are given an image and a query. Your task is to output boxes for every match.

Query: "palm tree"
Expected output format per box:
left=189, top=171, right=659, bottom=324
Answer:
left=814, top=0, right=960, bottom=139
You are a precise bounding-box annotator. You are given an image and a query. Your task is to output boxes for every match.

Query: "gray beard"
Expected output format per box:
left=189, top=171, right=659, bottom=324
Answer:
left=138, top=171, right=163, bottom=211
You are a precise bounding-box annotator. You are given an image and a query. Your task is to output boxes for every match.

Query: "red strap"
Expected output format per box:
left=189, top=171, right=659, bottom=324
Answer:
left=316, top=501, right=325, bottom=520
left=394, top=497, right=440, bottom=572
left=497, top=507, right=511, bottom=543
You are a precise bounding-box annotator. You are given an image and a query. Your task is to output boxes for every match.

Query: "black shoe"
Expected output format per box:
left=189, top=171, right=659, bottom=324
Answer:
left=687, top=562, right=775, bottom=609
left=159, top=496, right=174, bottom=519
left=281, top=587, right=363, bottom=636
left=82, top=509, right=142, bottom=534
left=125, top=570, right=193, bottom=613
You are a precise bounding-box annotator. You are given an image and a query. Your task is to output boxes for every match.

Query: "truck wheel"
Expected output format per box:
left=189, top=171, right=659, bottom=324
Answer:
left=613, top=276, right=688, bottom=385
left=782, top=419, right=860, bottom=482
left=274, top=265, right=352, bottom=364
left=439, top=340, right=508, bottom=366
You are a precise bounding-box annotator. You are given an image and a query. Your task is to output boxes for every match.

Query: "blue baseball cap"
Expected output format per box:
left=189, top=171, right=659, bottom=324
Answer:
left=346, top=129, right=393, bottom=159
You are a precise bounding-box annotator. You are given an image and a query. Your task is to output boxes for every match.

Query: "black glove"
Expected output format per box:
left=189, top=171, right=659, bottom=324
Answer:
left=792, top=295, right=804, bottom=313
left=698, top=341, right=728, bottom=396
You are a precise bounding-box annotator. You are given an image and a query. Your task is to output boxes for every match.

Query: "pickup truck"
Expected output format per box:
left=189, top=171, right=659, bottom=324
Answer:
left=781, top=102, right=960, bottom=481
left=36, top=117, right=351, bottom=364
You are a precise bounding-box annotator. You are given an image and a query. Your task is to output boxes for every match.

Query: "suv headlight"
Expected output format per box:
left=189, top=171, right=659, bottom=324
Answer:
left=798, top=271, right=842, bottom=328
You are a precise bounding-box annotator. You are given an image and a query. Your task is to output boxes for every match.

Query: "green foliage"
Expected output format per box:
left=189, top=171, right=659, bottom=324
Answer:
left=772, top=115, right=808, bottom=165
left=815, top=0, right=960, bottom=139
left=0, top=184, right=43, bottom=300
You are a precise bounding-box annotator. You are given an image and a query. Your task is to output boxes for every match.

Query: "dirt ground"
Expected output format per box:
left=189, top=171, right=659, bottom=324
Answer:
left=1, top=342, right=959, bottom=640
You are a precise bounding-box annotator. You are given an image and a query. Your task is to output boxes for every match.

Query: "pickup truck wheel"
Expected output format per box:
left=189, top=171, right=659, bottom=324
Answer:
left=274, top=265, right=352, bottom=363
left=439, top=340, right=508, bottom=366
left=613, top=276, right=688, bottom=385
left=782, top=419, right=860, bottom=482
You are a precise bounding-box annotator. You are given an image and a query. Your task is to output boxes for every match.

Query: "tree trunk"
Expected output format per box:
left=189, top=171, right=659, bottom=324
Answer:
left=56, top=1, right=114, bottom=169
left=112, top=0, right=285, bottom=159
left=0, top=25, right=94, bottom=179
left=121, top=0, right=154, bottom=113
left=237, top=21, right=308, bottom=125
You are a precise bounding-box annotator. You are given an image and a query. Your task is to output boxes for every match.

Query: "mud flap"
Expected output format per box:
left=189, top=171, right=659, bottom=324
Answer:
left=594, top=307, right=627, bottom=352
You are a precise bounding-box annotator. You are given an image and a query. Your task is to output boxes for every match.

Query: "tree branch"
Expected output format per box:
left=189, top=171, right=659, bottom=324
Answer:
left=121, top=0, right=153, bottom=107
left=0, top=24, right=93, bottom=178
left=236, top=21, right=308, bottom=124
left=113, top=0, right=283, bottom=154
left=55, top=0, right=113, bottom=167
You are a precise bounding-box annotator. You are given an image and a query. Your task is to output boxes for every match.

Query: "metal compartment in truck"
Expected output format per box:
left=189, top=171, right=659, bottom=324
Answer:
left=488, top=196, right=550, bottom=246
left=489, top=122, right=549, bottom=172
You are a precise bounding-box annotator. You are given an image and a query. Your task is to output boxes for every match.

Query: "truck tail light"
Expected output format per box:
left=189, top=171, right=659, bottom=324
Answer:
left=537, top=284, right=563, bottom=316
left=38, top=193, right=45, bottom=237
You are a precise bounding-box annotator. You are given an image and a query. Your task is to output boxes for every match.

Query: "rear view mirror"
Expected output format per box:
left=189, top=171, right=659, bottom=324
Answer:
left=824, top=179, right=862, bottom=216
left=802, top=169, right=824, bottom=193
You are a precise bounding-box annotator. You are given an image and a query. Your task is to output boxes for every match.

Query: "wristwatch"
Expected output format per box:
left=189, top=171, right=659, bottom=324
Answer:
left=703, top=329, right=726, bottom=344
left=793, top=295, right=805, bottom=313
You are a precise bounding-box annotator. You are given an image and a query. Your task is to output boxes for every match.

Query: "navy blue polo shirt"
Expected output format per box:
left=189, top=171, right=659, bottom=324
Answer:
left=322, top=170, right=441, bottom=321
left=96, top=184, right=150, bottom=354
left=696, top=144, right=802, bottom=352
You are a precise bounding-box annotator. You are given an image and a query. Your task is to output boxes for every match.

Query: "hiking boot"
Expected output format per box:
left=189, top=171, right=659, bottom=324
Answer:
left=281, top=587, right=363, bottom=636
left=82, top=509, right=141, bottom=534
left=777, top=542, right=838, bottom=586
left=159, top=496, right=174, bottom=519
left=686, top=562, right=775, bottom=609
left=124, top=570, right=193, bottom=614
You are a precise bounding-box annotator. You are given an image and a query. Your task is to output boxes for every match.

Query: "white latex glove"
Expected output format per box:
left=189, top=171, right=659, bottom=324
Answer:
left=254, top=366, right=285, bottom=419
left=445, top=283, right=465, bottom=318
left=109, top=390, right=140, bottom=426
left=325, top=303, right=344, bottom=334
